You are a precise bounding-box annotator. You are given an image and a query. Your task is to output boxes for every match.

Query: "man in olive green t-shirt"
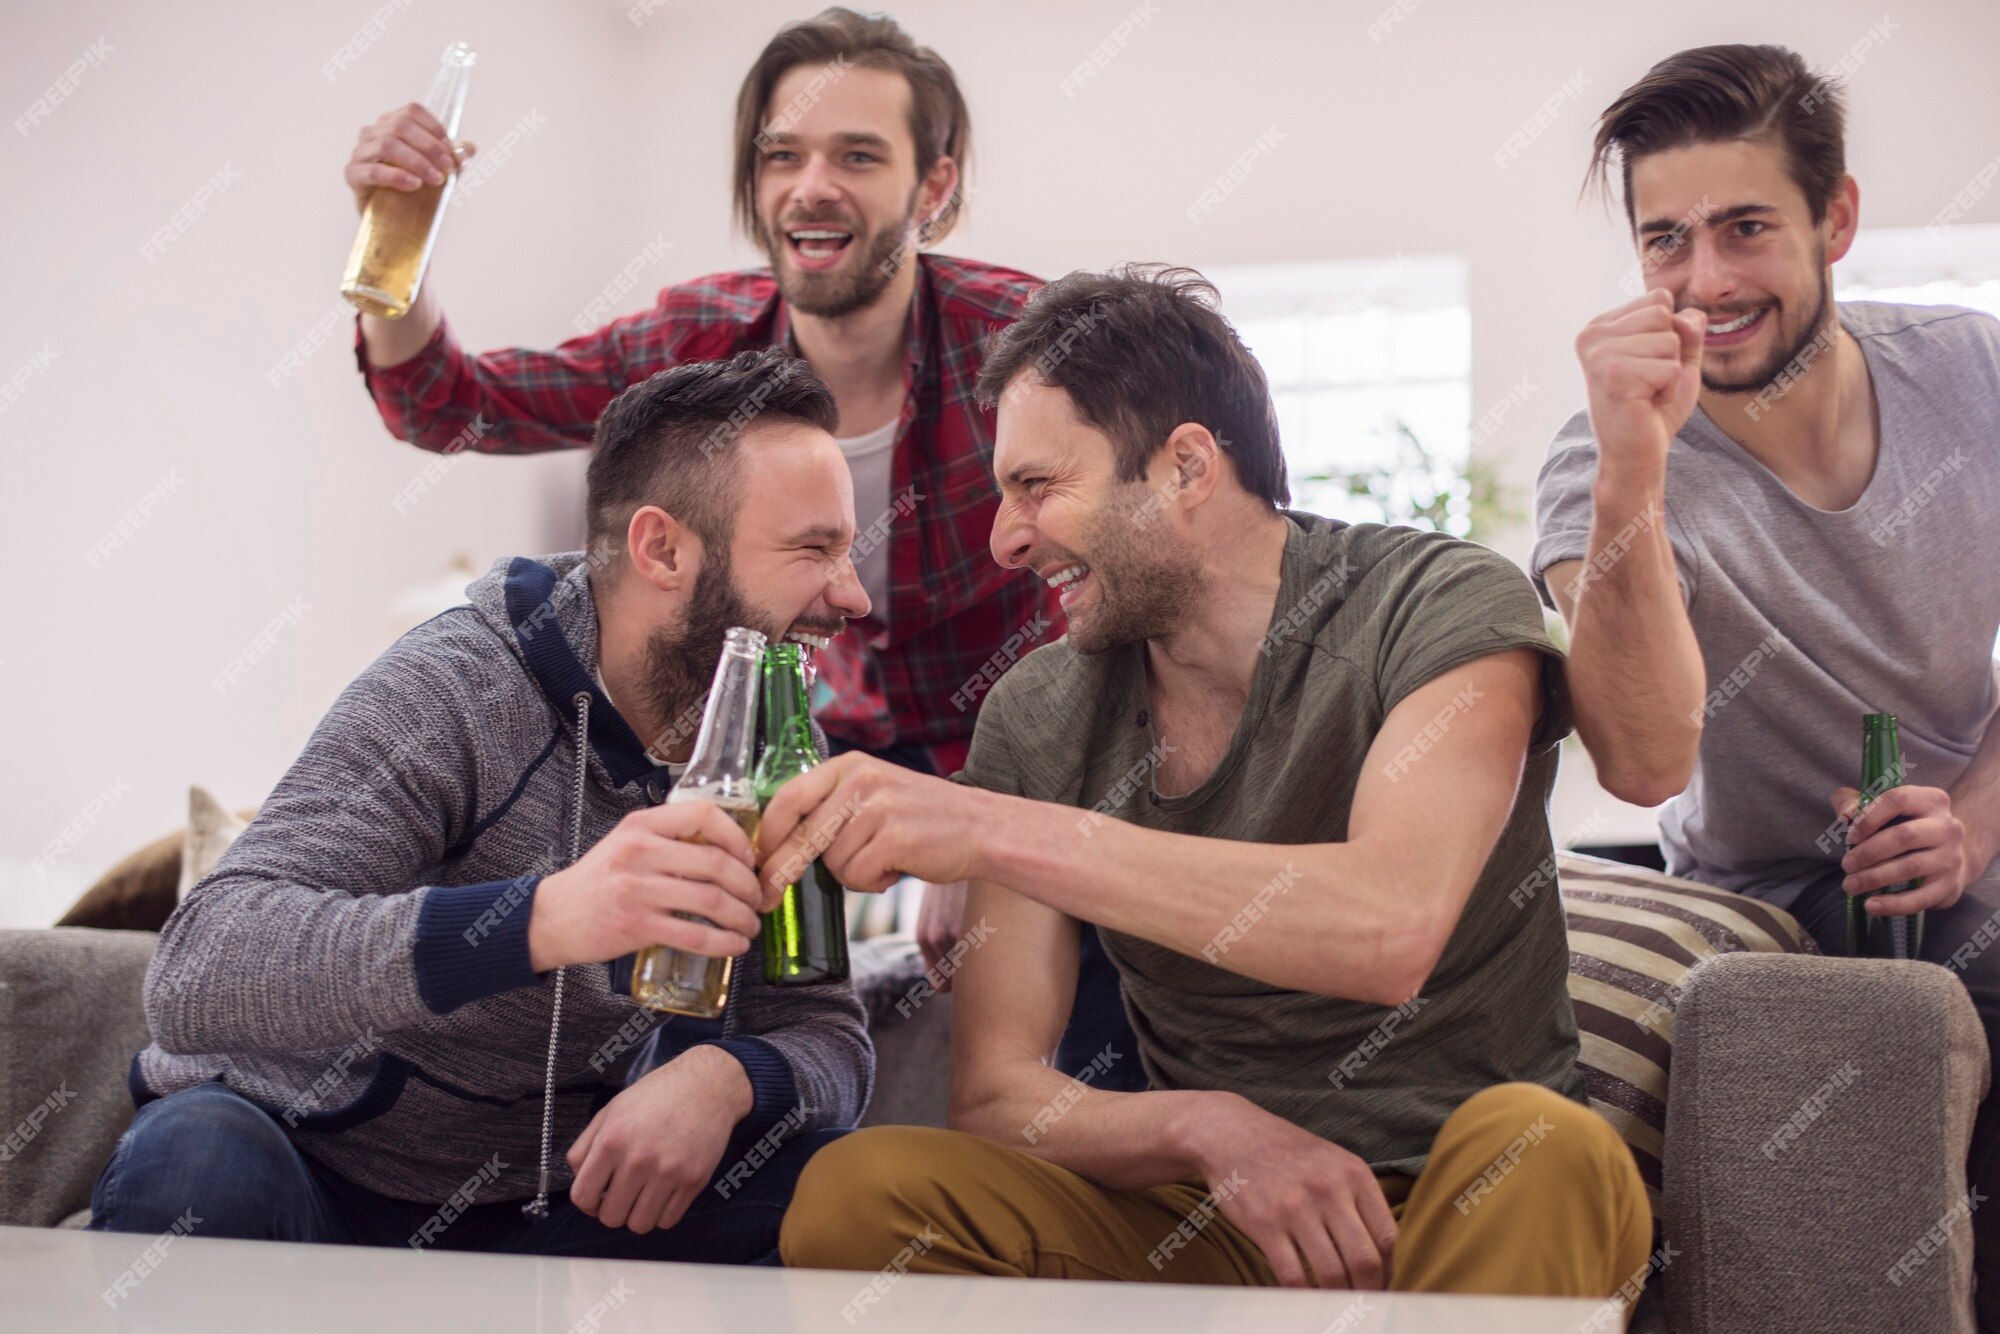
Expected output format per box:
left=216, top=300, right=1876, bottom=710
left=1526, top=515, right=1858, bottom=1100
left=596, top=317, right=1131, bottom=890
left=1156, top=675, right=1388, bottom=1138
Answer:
left=762, top=267, right=1650, bottom=1304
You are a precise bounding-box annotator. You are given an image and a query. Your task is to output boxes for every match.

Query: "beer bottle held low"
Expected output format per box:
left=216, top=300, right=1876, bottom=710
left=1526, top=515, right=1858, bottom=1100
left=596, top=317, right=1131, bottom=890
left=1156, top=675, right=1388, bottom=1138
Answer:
left=1847, top=711, right=1925, bottom=960
left=754, top=643, right=850, bottom=986
left=630, top=626, right=765, bottom=1016
left=341, top=41, right=475, bottom=319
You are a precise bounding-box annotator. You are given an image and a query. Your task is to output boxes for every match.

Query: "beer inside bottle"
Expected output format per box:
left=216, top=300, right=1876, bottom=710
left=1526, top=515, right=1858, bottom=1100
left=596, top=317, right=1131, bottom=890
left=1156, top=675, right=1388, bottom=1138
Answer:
left=1850, top=711, right=1924, bottom=960
left=754, top=643, right=850, bottom=986
left=630, top=627, right=765, bottom=1017
left=341, top=41, right=475, bottom=319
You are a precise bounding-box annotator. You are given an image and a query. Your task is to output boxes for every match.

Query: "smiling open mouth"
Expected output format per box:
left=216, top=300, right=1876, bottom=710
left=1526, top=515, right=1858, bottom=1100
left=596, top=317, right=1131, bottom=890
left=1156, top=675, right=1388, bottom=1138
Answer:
left=1703, top=307, right=1768, bottom=342
left=1045, top=562, right=1092, bottom=608
left=786, top=229, right=854, bottom=263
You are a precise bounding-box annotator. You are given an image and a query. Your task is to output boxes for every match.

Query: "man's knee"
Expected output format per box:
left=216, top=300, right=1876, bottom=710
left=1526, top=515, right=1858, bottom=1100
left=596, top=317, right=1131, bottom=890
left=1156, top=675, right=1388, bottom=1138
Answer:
left=92, top=1082, right=297, bottom=1239
left=779, top=1125, right=974, bottom=1271
left=1439, top=1083, right=1639, bottom=1211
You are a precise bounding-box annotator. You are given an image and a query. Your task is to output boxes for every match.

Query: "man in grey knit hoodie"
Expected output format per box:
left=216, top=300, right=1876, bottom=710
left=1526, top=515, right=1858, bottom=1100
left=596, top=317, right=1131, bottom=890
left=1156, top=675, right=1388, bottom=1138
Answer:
left=89, top=349, right=875, bottom=1261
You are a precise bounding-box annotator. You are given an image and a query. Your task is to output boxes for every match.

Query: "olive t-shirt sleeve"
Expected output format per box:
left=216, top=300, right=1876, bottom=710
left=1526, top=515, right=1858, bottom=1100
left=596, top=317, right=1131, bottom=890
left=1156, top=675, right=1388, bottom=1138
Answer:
left=1371, top=536, right=1574, bottom=756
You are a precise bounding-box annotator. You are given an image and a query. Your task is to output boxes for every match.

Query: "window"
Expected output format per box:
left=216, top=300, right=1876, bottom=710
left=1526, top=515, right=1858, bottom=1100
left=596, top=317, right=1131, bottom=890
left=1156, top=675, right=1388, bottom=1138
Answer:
left=1206, top=256, right=1476, bottom=534
left=1835, top=222, right=2000, bottom=318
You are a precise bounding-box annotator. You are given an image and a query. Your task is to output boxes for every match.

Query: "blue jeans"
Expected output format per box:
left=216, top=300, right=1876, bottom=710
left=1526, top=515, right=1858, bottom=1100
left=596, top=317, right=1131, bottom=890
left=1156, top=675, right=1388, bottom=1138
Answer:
left=89, top=1080, right=841, bottom=1262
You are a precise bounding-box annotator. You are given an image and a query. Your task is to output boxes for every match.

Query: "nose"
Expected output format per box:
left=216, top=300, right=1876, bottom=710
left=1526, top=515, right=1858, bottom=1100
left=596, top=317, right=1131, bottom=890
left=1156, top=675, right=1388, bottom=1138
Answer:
left=825, top=552, right=871, bottom=622
left=989, top=501, right=1036, bottom=573
left=1681, top=234, right=1737, bottom=311
left=789, top=152, right=843, bottom=214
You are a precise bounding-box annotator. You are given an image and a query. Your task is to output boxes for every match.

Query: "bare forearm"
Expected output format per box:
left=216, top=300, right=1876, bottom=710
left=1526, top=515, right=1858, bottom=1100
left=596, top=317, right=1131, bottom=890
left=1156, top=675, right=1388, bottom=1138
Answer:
left=359, top=282, right=443, bottom=369
left=1565, top=478, right=1706, bottom=805
left=951, top=1061, right=1228, bottom=1191
left=970, top=798, right=1427, bottom=1006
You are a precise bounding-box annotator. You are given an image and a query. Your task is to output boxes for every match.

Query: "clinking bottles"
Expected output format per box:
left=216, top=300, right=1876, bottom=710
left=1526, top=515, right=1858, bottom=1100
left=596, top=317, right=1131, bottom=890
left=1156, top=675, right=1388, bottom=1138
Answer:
left=340, top=41, right=475, bottom=319
left=754, top=643, right=850, bottom=986
left=630, top=627, right=765, bottom=1016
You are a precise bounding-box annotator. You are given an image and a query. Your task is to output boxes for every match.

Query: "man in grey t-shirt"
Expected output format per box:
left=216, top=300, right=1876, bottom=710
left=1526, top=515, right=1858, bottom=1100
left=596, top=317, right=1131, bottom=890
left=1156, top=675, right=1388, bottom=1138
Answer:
left=1533, top=43, right=2000, bottom=1322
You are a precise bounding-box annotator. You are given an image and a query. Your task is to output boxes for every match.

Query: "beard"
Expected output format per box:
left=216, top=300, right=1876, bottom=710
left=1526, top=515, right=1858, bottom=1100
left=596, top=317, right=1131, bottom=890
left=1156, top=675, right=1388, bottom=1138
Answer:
left=763, top=191, right=920, bottom=320
left=1699, top=255, right=1835, bottom=396
left=634, top=548, right=764, bottom=747
left=1063, top=491, right=1206, bottom=656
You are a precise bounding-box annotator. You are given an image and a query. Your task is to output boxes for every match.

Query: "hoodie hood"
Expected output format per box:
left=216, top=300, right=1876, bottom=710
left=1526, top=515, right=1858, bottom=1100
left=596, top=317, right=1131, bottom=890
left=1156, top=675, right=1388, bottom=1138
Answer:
left=466, top=552, right=675, bottom=796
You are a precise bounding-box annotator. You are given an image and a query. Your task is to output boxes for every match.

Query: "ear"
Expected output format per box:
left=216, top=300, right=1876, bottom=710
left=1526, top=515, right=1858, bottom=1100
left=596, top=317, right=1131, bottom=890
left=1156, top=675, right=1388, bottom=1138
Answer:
left=916, top=155, right=961, bottom=240
left=1823, top=174, right=1861, bottom=265
left=1161, top=422, right=1224, bottom=511
left=624, top=505, right=702, bottom=595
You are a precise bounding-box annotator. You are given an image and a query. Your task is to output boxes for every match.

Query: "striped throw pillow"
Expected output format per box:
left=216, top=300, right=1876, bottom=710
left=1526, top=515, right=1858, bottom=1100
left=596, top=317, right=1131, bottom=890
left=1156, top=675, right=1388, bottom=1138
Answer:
left=1558, top=851, right=1819, bottom=1209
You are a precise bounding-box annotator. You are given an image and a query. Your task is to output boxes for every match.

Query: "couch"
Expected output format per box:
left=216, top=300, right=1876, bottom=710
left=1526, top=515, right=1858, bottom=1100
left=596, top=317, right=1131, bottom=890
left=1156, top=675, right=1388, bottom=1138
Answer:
left=2, top=854, right=1986, bottom=1332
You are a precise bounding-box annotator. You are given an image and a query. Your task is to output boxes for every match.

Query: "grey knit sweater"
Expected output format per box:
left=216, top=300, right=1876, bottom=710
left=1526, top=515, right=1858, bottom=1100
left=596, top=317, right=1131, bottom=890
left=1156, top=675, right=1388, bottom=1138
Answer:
left=137, top=553, right=873, bottom=1204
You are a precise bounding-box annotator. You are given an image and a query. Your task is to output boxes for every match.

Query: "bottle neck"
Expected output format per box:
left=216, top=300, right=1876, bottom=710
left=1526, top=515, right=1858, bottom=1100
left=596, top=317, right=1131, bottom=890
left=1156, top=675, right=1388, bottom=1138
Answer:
left=762, top=652, right=815, bottom=760
left=426, top=44, right=475, bottom=140
left=683, top=643, right=761, bottom=791
left=1862, top=715, right=1904, bottom=795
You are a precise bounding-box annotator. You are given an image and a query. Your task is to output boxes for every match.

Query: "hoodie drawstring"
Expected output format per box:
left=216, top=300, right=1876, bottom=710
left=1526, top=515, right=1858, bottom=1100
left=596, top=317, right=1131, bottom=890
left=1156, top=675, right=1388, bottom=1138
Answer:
left=522, top=690, right=594, bottom=1219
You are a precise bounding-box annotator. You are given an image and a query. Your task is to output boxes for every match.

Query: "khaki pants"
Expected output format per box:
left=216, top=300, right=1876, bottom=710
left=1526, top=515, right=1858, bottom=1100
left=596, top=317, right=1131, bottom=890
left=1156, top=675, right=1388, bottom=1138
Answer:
left=782, top=1082, right=1651, bottom=1305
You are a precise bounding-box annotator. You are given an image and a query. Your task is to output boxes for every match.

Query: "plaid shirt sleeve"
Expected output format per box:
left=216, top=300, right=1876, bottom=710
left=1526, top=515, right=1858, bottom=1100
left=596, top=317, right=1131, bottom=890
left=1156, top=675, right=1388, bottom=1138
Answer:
left=354, top=273, right=780, bottom=454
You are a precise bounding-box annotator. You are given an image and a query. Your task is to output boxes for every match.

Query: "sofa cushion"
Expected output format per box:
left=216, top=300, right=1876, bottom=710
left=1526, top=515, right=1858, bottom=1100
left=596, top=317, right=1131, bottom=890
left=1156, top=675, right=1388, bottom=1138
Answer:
left=54, top=829, right=182, bottom=932
left=0, top=928, right=158, bottom=1226
left=1559, top=851, right=1818, bottom=1210
left=56, top=787, right=253, bottom=933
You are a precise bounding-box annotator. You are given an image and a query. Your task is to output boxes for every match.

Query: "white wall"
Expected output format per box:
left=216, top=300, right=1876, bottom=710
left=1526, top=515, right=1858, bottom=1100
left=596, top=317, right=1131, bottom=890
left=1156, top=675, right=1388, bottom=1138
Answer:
left=5, top=0, right=1997, bottom=923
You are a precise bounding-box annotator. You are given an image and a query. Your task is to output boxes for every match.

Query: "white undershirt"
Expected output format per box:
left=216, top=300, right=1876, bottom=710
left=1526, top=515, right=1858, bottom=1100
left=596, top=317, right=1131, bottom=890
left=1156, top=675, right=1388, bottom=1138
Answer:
left=835, top=416, right=898, bottom=623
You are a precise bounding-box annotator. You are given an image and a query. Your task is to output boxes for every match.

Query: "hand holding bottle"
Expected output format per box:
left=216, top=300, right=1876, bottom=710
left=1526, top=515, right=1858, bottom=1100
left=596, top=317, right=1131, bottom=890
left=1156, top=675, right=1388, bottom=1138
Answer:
left=344, top=102, right=475, bottom=217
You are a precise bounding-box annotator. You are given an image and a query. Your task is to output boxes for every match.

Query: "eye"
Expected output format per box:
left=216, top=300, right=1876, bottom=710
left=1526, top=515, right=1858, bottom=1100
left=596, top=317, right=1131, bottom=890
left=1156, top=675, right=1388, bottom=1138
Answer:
left=846, top=152, right=879, bottom=166
left=763, top=149, right=797, bottom=164
left=1734, top=220, right=1766, bottom=238
left=1647, top=233, right=1686, bottom=259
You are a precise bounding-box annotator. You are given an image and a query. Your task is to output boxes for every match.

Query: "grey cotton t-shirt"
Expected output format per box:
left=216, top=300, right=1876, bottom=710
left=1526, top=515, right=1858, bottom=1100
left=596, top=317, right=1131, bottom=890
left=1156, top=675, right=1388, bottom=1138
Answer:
left=1532, top=301, right=2000, bottom=909
left=960, top=512, right=1587, bottom=1176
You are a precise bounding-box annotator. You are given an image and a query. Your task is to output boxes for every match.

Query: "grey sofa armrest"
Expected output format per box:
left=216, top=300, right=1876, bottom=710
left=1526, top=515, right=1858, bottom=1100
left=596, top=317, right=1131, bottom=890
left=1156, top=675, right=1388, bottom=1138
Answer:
left=0, top=928, right=158, bottom=1227
left=1664, top=952, right=1988, bottom=1333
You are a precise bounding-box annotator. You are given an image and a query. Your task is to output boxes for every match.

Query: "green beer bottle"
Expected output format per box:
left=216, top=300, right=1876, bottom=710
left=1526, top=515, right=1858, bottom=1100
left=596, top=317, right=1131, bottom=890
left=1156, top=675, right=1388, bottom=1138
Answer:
left=754, top=643, right=850, bottom=986
left=1848, top=711, right=1924, bottom=960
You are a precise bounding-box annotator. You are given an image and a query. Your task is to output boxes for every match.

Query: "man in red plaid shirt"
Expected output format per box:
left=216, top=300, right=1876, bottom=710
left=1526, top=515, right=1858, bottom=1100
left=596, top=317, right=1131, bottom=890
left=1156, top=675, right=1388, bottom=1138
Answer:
left=348, top=9, right=1058, bottom=782
left=346, top=8, right=1139, bottom=1088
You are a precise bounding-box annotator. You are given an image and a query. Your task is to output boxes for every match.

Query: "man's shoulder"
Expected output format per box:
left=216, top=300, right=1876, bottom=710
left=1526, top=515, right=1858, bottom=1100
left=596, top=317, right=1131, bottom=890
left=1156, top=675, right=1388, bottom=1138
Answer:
left=338, top=605, right=535, bottom=733
left=1288, top=510, right=1511, bottom=596
left=921, top=253, right=1044, bottom=330
left=1842, top=299, right=2000, bottom=358
left=651, top=268, right=783, bottom=336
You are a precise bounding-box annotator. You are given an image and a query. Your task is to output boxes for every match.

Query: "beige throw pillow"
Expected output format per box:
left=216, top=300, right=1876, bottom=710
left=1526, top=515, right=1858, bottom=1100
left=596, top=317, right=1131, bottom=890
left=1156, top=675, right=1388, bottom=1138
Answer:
left=178, top=785, right=250, bottom=897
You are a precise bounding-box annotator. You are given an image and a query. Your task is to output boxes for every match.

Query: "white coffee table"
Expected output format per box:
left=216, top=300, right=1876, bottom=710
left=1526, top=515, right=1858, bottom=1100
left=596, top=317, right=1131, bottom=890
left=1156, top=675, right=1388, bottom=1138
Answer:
left=0, top=1224, right=1612, bottom=1332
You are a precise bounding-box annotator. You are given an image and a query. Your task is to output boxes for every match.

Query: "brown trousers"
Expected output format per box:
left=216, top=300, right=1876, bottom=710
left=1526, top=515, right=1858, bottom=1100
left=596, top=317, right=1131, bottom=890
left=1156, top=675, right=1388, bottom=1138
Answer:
left=781, top=1082, right=1652, bottom=1309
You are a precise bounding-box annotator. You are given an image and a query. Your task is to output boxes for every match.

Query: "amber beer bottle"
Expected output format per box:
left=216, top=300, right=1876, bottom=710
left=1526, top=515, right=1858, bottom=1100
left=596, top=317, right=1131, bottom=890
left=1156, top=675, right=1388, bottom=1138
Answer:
left=754, top=644, right=850, bottom=985
left=630, top=627, right=765, bottom=1016
left=1848, top=711, right=1925, bottom=960
left=340, top=41, right=475, bottom=319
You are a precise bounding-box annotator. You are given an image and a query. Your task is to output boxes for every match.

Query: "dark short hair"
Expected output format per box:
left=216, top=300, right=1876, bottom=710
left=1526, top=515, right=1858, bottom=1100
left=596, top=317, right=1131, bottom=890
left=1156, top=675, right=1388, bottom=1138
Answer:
left=1588, top=44, right=1847, bottom=229
left=975, top=265, right=1289, bottom=508
left=732, top=7, right=972, bottom=248
left=586, top=348, right=837, bottom=563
